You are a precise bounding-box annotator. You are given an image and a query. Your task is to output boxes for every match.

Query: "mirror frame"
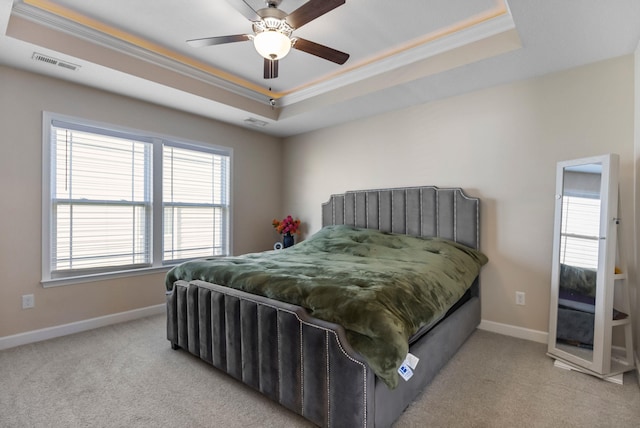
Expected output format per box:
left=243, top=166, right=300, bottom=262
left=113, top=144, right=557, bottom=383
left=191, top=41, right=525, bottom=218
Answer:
left=547, top=153, right=619, bottom=375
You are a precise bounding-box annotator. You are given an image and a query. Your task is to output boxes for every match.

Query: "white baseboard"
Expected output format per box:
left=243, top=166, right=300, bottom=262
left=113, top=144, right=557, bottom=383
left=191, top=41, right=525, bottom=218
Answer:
left=0, top=304, right=166, bottom=351
left=478, top=319, right=548, bottom=344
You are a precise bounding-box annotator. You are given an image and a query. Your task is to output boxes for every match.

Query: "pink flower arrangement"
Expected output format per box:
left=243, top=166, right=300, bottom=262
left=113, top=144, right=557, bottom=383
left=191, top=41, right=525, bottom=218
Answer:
left=272, top=215, right=301, bottom=235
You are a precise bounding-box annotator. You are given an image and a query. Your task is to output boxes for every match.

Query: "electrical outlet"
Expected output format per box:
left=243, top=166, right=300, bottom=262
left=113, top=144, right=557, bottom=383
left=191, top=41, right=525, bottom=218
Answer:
left=515, top=291, right=525, bottom=306
left=22, top=294, right=35, bottom=309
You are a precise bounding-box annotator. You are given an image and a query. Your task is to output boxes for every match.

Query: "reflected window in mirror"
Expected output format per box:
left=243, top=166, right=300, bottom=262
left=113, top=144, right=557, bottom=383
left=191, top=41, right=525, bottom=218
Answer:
left=560, top=164, right=602, bottom=270
left=560, top=195, right=599, bottom=269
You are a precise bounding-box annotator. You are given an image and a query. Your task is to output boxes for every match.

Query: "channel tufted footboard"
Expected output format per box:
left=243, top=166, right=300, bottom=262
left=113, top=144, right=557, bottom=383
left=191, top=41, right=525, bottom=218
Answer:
left=166, top=279, right=375, bottom=427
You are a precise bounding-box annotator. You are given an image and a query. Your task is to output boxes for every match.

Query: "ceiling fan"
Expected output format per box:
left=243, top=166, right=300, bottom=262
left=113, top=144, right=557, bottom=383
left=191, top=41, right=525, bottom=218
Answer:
left=187, top=0, right=349, bottom=79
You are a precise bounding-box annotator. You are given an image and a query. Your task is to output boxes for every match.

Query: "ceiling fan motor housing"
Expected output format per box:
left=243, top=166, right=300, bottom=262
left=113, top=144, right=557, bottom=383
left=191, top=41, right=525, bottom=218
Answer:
left=254, top=6, right=292, bottom=32
left=265, top=0, right=283, bottom=7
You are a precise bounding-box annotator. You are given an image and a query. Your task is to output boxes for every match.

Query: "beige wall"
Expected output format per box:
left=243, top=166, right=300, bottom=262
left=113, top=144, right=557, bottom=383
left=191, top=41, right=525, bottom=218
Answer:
left=635, top=44, right=640, bottom=359
left=282, top=55, right=636, bottom=335
left=0, top=66, right=282, bottom=337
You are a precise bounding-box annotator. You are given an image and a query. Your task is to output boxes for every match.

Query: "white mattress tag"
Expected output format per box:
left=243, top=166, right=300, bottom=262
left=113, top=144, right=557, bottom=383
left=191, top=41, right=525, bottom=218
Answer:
left=405, top=353, right=419, bottom=370
left=398, top=363, right=413, bottom=381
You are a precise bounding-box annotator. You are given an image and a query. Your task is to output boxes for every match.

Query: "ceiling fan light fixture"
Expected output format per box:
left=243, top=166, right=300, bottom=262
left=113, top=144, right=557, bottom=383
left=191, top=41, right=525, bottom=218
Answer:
left=253, top=30, right=292, bottom=60
left=187, top=0, right=349, bottom=77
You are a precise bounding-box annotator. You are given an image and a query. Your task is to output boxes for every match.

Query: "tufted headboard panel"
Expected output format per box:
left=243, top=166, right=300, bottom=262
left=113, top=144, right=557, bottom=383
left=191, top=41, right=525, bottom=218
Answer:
left=321, top=186, right=480, bottom=250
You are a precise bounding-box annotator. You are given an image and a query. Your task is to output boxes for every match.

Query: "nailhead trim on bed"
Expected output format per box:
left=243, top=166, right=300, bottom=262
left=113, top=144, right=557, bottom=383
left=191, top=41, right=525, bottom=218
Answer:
left=299, top=320, right=304, bottom=416
left=326, top=330, right=330, bottom=426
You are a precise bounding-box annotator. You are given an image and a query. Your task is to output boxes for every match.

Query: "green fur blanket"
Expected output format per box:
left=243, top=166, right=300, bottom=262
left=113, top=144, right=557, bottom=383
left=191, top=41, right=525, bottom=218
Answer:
left=166, top=225, right=488, bottom=388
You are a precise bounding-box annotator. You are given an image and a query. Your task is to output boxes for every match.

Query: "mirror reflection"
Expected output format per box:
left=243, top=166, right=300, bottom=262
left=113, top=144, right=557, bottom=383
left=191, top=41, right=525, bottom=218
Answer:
left=555, top=163, right=602, bottom=361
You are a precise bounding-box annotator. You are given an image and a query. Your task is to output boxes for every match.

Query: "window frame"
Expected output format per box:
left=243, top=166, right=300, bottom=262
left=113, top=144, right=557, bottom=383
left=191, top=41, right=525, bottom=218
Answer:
left=41, top=112, right=233, bottom=287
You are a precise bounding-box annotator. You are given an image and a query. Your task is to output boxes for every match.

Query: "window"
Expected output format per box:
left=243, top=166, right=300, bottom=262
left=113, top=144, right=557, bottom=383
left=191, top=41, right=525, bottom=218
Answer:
left=559, top=195, right=601, bottom=269
left=163, top=145, right=229, bottom=261
left=42, top=113, right=231, bottom=285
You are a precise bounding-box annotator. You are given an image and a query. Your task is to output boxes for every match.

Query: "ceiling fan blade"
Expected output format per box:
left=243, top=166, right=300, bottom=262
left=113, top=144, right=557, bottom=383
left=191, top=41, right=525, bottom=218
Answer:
left=286, top=0, right=345, bottom=29
left=293, top=38, right=349, bottom=65
left=187, top=34, right=251, bottom=48
left=264, top=58, right=279, bottom=79
left=226, top=0, right=261, bottom=21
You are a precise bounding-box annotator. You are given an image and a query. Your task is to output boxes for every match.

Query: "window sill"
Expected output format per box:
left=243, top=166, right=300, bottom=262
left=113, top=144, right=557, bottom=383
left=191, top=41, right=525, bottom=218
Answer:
left=41, top=265, right=174, bottom=288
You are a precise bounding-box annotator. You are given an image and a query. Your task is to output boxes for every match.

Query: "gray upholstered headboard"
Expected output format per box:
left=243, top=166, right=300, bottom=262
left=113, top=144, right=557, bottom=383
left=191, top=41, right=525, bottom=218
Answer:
left=321, top=186, right=480, bottom=250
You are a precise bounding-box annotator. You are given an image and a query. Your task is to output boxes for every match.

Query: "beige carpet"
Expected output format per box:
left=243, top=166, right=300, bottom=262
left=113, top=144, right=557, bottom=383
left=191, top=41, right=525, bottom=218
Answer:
left=1, top=314, right=638, bottom=427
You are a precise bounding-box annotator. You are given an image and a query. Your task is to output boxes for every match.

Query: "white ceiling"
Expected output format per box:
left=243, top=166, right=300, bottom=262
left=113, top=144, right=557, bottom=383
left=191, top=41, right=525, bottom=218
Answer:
left=1, top=0, right=640, bottom=137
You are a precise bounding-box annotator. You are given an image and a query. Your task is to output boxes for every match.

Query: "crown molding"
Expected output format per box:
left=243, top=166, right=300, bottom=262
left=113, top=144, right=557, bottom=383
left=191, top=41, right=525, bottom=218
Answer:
left=280, top=11, right=516, bottom=107
left=11, top=1, right=269, bottom=103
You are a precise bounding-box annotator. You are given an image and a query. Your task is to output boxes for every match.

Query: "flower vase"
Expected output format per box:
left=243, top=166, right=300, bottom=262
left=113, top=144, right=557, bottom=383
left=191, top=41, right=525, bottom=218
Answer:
left=282, top=233, right=295, bottom=248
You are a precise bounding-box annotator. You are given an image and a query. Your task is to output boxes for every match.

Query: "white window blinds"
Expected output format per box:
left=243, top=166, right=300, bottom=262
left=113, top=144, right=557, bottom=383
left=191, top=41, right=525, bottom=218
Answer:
left=50, top=121, right=152, bottom=275
left=163, top=145, right=229, bottom=261
left=43, top=113, right=232, bottom=285
left=559, top=195, right=601, bottom=269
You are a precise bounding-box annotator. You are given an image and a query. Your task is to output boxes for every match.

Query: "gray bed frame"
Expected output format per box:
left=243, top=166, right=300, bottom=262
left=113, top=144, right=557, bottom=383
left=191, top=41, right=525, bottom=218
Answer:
left=166, top=186, right=481, bottom=427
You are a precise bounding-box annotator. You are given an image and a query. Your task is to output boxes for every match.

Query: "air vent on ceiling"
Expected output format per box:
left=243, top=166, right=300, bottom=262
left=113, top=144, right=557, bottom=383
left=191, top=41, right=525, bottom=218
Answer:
left=244, top=117, right=268, bottom=127
left=32, top=52, right=80, bottom=71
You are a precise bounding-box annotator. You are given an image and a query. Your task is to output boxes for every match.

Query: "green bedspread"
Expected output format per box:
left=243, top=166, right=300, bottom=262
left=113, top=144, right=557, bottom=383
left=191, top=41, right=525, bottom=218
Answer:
left=166, top=225, right=488, bottom=388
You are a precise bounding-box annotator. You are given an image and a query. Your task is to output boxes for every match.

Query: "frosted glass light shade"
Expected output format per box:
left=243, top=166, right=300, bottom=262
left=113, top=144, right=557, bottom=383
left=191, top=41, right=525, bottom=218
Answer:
left=253, top=31, right=292, bottom=60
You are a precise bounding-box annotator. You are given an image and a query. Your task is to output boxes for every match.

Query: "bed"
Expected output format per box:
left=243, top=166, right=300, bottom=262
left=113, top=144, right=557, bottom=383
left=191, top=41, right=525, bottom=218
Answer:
left=165, top=186, right=486, bottom=427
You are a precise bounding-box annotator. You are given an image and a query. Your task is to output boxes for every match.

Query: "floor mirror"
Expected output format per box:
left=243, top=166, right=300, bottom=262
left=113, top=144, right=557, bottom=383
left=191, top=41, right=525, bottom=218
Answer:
left=547, top=153, right=633, bottom=381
